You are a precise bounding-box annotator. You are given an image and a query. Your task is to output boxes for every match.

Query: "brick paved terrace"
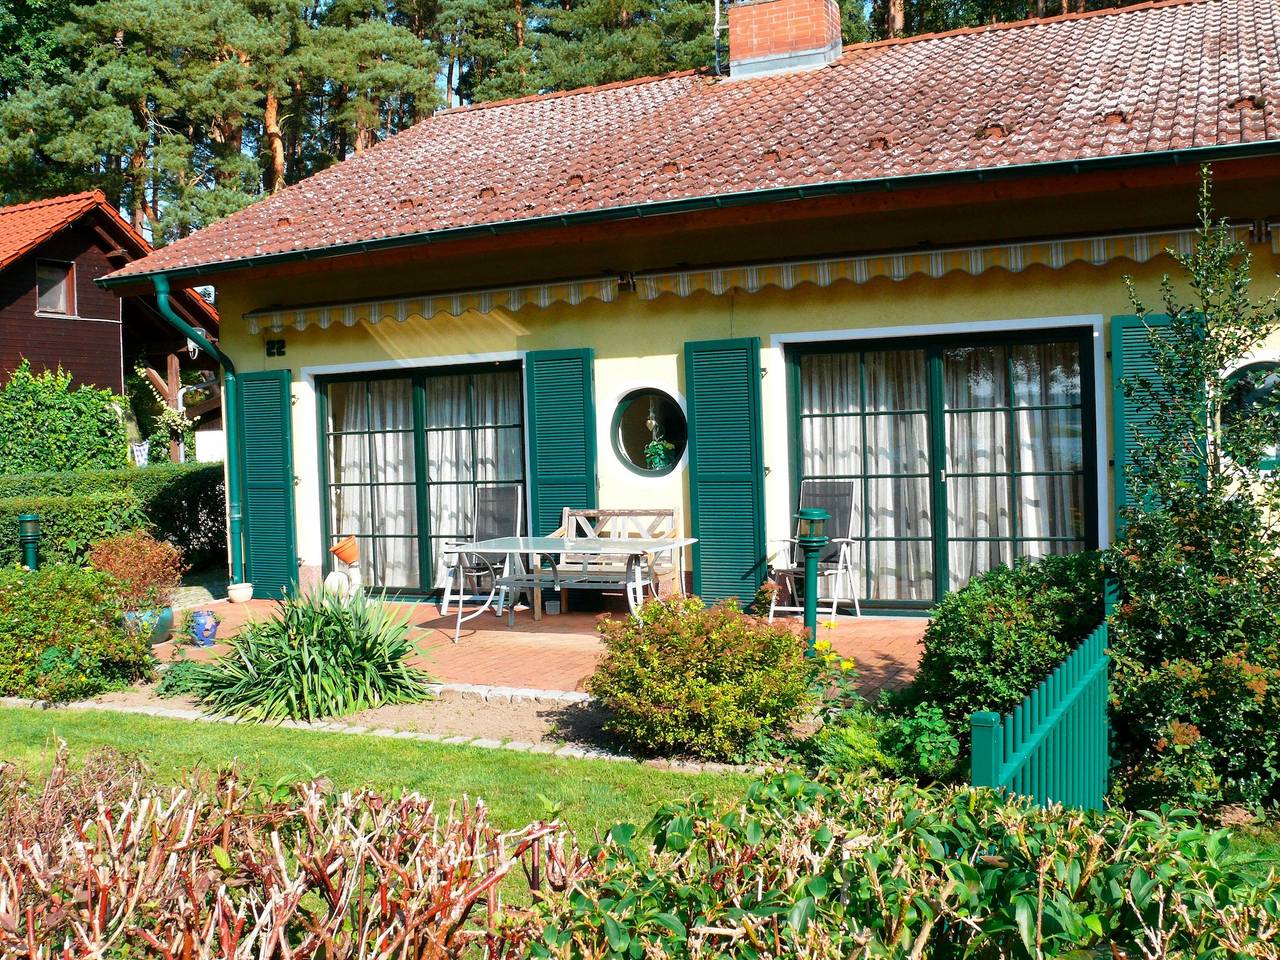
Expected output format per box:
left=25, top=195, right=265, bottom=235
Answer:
left=163, top=597, right=926, bottom=696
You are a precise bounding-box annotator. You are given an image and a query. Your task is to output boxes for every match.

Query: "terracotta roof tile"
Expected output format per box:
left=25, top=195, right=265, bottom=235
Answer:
left=0, top=190, right=220, bottom=328
left=111, top=0, right=1280, bottom=280
left=0, top=191, right=105, bottom=272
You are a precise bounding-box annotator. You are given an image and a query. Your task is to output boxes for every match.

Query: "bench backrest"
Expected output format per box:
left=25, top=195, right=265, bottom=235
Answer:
left=558, top=507, right=678, bottom=541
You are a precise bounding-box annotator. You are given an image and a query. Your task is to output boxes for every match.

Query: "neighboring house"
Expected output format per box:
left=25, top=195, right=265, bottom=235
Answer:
left=104, top=0, right=1280, bottom=606
left=0, top=191, right=222, bottom=460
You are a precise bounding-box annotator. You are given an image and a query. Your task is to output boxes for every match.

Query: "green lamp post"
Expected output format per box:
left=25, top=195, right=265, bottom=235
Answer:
left=794, top=507, right=829, bottom=651
left=18, top=513, right=40, bottom=571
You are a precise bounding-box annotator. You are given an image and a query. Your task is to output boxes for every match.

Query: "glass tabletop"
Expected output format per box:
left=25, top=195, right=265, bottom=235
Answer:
left=446, top=536, right=696, bottom=555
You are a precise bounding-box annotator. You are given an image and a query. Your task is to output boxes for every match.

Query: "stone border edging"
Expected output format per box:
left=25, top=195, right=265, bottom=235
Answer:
left=0, top=695, right=749, bottom=775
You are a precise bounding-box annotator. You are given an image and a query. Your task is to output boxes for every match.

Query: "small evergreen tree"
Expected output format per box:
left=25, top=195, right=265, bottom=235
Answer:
left=1110, top=166, right=1280, bottom=808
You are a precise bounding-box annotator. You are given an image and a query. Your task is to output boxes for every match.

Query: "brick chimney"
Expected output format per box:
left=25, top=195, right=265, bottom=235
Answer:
left=728, top=0, right=842, bottom=78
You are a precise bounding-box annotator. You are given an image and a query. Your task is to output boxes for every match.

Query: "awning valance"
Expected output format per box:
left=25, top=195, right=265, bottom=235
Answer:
left=244, top=224, right=1253, bottom=334
left=635, top=224, right=1253, bottom=300
left=245, top=276, right=620, bottom=334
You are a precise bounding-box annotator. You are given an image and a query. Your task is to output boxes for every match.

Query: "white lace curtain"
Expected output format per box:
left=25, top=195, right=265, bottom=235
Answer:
left=799, top=340, right=1084, bottom=599
left=329, top=370, right=524, bottom=591
left=329, top=378, right=418, bottom=588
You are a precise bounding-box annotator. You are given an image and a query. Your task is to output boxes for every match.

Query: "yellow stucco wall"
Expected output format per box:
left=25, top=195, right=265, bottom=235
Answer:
left=215, top=228, right=1280, bottom=586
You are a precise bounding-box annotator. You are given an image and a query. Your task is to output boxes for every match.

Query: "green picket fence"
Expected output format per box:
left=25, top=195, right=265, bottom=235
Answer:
left=970, top=622, right=1110, bottom=810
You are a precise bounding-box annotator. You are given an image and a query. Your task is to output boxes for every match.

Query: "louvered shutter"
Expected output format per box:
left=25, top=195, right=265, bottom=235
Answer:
left=525, top=349, right=597, bottom=535
left=1111, top=314, right=1172, bottom=517
left=238, top=370, right=298, bottom=598
left=685, top=337, right=766, bottom=603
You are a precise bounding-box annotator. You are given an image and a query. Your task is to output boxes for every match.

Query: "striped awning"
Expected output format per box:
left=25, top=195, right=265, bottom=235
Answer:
left=243, top=224, right=1254, bottom=334
left=634, top=224, right=1254, bottom=301
left=245, top=276, right=619, bottom=334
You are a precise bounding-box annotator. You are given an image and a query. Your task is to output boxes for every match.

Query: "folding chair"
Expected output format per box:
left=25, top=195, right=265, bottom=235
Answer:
left=440, top=485, right=523, bottom=616
left=768, top=478, right=861, bottom=621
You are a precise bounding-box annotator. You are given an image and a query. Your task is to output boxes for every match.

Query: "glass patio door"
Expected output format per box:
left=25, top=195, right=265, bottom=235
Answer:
left=794, top=332, right=1093, bottom=606
left=321, top=365, right=525, bottom=593
left=797, top=348, right=935, bottom=602
left=943, top=342, right=1088, bottom=589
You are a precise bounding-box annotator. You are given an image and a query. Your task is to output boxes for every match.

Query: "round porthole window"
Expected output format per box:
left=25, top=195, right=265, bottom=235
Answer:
left=612, top=388, right=688, bottom=476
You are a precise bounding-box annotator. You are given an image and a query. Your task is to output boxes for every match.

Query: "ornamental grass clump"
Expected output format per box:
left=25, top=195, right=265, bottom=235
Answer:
left=199, top=588, right=434, bottom=722
left=587, top=596, right=813, bottom=760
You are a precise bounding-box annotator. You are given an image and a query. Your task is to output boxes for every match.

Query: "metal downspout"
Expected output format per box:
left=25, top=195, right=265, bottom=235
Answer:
left=150, top=274, right=245, bottom=585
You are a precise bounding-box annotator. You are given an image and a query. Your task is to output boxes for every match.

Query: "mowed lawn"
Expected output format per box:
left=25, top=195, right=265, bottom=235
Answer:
left=0, top=707, right=749, bottom=836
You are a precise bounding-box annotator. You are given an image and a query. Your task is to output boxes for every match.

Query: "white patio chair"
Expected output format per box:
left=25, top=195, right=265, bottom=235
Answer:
left=768, top=478, right=862, bottom=621
left=440, top=485, right=523, bottom=617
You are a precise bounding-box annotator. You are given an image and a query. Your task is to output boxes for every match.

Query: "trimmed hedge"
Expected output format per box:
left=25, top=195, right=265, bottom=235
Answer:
left=0, top=463, right=226, bottom=567
left=0, top=493, right=145, bottom=565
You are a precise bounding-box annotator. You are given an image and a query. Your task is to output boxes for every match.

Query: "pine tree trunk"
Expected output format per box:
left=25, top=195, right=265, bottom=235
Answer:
left=887, top=0, right=904, bottom=36
left=264, top=89, right=286, bottom=193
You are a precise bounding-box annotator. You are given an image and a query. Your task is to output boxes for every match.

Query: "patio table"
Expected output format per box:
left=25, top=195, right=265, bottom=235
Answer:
left=442, top=535, right=696, bottom=642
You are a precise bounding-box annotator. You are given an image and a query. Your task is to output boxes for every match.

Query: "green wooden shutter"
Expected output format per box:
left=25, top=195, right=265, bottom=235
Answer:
left=238, top=369, right=298, bottom=599
left=1111, top=314, right=1172, bottom=517
left=685, top=337, right=766, bottom=603
left=525, top=349, right=597, bottom=535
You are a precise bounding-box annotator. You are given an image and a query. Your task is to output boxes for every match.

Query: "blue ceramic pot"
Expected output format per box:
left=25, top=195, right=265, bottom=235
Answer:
left=124, top=607, right=175, bottom=645
left=190, top=609, right=219, bottom=646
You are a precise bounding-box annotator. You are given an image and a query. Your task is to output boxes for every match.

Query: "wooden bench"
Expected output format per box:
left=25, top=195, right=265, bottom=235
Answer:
left=553, top=508, right=685, bottom=608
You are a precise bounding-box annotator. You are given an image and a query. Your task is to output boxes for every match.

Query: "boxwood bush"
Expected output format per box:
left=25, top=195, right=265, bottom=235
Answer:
left=587, top=596, right=814, bottom=760
left=904, top=552, right=1104, bottom=736
left=0, top=462, right=225, bottom=567
left=0, top=564, right=152, bottom=700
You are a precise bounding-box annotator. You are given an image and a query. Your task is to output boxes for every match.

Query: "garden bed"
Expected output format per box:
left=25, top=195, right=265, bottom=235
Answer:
left=85, top=682, right=615, bottom=752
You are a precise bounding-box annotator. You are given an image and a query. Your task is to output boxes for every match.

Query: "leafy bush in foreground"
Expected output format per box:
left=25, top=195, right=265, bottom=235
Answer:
left=534, top=774, right=1280, bottom=959
left=0, top=564, right=151, bottom=700
left=199, top=589, right=435, bottom=721
left=906, top=552, right=1103, bottom=736
left=587, top=596, right=813, bottom=760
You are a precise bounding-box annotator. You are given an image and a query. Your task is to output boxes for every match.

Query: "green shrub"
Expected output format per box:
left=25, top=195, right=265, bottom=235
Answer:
left=1111, top=504, right=1280, bottom=808
left=906, top=552, right=1104, bottom=736
left=0, top=462, right=225, bottom=567
left=0, top=564, right=151, bottom=700
left=198, top=589, right=435, bottom=722
left=532, top=774, right=1280, bottom=959
left=0, top=361, right=128, bottom=474
left=587, top=596, right=814, bottom=760
left=876, top=701, right=961, bottom=782
left=0, top=493, right=146, bottom=565
left=88, top=530, right=186, bottom=610
left=155, top=659, right=211, bottom=698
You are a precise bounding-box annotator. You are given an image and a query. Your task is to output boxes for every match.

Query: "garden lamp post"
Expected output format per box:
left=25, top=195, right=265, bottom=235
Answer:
left=18, top=513, right=40, bottom=571
left=794, top=507, right=829, bottom=652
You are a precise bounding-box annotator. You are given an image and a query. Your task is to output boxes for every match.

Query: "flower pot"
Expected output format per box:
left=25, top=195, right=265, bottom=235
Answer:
left=330, top=535, right=360, bottom=566
left=190, top=609, right=219, bottom=646
left=227, top=582, right=254, bottom=603
left=124, top=607, right=174, bottom=645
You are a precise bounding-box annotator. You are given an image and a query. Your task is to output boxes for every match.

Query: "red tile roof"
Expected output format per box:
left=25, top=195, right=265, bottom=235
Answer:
left=0, top=191, right=106, bottom=272
left=0, top=190, right=221, bottom=327
left=110, top=0, right=1280, bottom=281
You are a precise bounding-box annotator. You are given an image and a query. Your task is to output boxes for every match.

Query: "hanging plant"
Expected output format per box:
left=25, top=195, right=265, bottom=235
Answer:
left=644, top=438, right=676, bottom=470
